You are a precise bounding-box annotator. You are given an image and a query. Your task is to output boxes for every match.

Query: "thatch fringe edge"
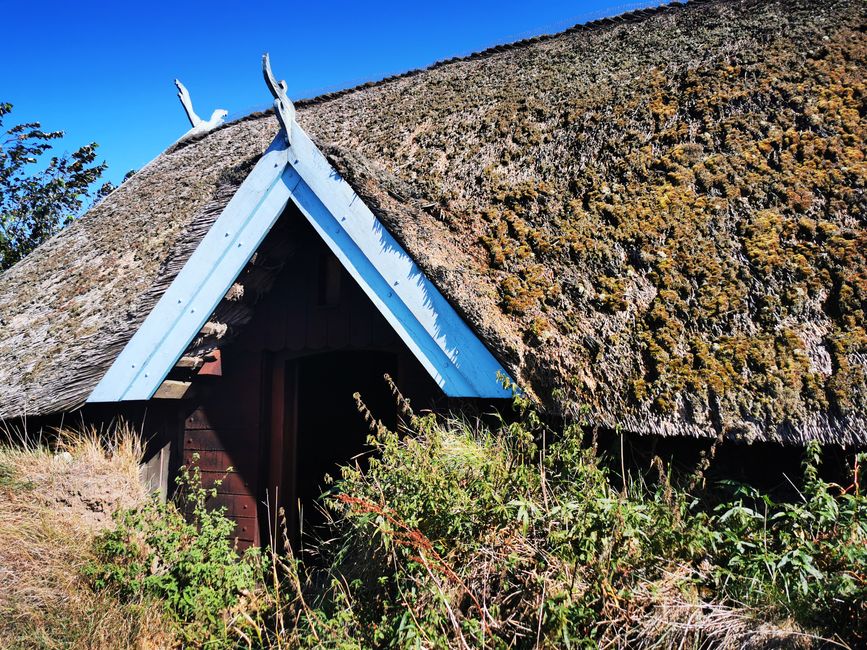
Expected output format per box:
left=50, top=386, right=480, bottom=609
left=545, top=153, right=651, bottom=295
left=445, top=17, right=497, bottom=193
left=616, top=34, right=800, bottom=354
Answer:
left=0, top=182, right=246, bottom=421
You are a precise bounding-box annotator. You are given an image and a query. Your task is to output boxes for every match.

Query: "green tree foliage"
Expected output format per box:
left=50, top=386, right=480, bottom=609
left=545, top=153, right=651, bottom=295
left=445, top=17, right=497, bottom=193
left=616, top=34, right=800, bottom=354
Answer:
left=0, top=102, right=108, bottom=270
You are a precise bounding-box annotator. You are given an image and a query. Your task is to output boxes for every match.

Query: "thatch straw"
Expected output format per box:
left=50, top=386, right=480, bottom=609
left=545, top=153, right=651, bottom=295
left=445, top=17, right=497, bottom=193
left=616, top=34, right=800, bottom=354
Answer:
left=0, top=120, right=277, bottom=419
left=0, top=0, right=864, bottom=445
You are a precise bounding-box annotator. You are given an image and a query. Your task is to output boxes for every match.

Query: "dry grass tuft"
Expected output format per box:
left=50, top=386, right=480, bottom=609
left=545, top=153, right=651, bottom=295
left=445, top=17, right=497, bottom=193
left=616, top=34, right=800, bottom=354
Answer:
left=599, top=567, right=822, bottom=650
left=0, top=422, right=170, bottom=649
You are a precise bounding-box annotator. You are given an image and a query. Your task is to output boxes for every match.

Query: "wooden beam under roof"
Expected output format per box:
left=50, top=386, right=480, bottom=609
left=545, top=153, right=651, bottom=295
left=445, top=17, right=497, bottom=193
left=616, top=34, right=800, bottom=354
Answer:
left=175, top=356, right=204, bottom=370
left=153, top=380, right=193, bottom=400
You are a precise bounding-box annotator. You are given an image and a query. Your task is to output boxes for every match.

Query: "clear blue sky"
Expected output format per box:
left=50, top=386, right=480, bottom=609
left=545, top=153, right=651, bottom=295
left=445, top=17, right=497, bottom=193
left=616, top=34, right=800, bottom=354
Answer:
left=3, top=0, right=666, bottom=186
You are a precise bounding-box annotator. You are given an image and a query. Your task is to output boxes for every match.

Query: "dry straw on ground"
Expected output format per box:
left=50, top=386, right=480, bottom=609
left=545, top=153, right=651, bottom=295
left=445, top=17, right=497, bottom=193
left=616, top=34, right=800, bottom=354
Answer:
left=0, top=423, right=169, bottom=649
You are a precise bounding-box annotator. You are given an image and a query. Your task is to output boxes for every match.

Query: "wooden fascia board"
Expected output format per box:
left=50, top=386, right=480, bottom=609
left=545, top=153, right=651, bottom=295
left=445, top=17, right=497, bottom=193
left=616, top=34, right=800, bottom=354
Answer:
left=283, top=122, right=511, bottom=397
left=88, top=122, right=512, bottom=404
left=87, top=138, right=294, bottom=402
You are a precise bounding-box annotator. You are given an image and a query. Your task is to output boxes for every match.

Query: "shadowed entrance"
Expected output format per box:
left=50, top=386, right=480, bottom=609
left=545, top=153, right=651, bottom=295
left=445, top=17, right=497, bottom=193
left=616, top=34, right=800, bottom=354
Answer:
left=295, top=350, right=398, bottom=526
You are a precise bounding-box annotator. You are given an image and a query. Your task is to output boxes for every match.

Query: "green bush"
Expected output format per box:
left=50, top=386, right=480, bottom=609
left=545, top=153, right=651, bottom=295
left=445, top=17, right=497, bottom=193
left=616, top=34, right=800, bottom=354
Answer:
left=297, top=401, right=867, bottom=648
left=86, top=457, right=265, bottom=647
left=709, top=442, right=867, bottom=633
left=309, top=408, right=710, bottom=647
left=84, top=406, right=867, bottom=648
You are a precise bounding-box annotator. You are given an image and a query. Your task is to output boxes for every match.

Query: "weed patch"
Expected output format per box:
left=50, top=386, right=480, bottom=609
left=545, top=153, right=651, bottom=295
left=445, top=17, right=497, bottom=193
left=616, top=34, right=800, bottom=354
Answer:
left=88, top=398, right=864, bottom=648
left=87, top=457, right=266, bottom=647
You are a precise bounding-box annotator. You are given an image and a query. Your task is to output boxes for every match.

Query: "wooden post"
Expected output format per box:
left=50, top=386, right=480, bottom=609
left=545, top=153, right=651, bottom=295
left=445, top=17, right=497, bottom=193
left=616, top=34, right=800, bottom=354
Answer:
left=267, top=355, right=300, bottom=545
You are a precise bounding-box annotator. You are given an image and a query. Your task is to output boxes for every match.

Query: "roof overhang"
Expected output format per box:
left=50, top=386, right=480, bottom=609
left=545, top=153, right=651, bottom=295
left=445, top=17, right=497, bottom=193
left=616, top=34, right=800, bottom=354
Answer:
left=87, top=118, right=513, bottom=403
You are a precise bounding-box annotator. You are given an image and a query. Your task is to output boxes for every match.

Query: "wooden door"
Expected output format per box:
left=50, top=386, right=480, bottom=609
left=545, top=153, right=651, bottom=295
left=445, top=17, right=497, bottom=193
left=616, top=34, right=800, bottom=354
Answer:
left=266, top=350, right=398, bottom=546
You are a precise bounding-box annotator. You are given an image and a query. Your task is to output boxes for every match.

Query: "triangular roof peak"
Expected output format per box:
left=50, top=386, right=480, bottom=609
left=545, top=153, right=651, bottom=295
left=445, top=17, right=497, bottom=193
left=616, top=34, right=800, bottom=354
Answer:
left=88, top=108, right=512, bottom=403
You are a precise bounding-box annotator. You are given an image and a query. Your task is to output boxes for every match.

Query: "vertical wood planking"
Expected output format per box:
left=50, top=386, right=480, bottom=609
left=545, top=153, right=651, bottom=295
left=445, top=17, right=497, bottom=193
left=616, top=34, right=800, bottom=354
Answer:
left=182, top=350, right=264, bottom=546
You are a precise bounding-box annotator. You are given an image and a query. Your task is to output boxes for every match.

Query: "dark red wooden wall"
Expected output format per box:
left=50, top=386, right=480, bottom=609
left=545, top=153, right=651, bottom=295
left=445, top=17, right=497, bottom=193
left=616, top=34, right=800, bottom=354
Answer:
left=181, top=214, right=440, bottom=547
left=183, top=351, right=264, bottom=546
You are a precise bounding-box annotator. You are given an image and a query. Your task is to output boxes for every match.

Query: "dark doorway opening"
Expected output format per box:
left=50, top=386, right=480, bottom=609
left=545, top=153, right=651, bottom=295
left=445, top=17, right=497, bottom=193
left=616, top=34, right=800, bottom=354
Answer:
left=270, top=350, right=398, bottom=544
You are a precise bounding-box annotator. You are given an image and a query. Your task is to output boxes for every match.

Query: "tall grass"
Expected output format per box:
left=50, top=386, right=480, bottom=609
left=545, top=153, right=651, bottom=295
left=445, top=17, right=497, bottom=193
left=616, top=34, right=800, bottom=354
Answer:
left=0, top=422, right=167, bottom=649
left=86, top=396, right=865, bottom=648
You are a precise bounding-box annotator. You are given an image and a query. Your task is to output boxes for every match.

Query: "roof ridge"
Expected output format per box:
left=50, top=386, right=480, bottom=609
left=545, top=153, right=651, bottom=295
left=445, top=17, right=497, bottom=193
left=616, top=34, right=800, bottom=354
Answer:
left=171, top=0, right=717, bottom=151
left=294, top=0, right=695, bottom=109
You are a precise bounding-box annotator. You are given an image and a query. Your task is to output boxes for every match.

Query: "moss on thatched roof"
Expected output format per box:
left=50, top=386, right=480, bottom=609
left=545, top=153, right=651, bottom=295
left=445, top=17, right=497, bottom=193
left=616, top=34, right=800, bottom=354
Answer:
left=1, top=0, right=864, bottom=444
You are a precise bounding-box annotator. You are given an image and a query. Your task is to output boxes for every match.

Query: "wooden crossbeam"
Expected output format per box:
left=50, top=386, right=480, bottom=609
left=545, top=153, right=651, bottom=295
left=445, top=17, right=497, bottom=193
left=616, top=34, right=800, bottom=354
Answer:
left=153, top=380, right=193, bottom=400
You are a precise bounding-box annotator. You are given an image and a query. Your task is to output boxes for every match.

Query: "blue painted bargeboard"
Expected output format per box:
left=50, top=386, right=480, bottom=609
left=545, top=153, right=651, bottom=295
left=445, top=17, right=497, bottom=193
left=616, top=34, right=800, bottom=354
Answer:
left=88, top=124, right=512, bottom=403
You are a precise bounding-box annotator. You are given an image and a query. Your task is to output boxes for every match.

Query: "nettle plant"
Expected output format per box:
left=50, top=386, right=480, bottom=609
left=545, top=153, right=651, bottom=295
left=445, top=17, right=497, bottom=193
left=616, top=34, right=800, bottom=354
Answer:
left=311, top=398, right=867, bottom=648
left=87, top=456, right=265, bottom=646
left=709, top=442, right=867, bottom=629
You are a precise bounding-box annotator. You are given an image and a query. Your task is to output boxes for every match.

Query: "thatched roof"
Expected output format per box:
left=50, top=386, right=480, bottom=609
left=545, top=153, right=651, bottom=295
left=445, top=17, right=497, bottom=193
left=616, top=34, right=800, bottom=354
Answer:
left=0, top=0, right=864, bottom=444
left=0, top=121, right=275, bottom=417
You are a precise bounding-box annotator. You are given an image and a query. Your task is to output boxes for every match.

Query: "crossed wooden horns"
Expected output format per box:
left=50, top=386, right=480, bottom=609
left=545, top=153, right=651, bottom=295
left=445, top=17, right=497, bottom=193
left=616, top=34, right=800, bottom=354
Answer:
left=262, top=53, right=296, bottom=145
